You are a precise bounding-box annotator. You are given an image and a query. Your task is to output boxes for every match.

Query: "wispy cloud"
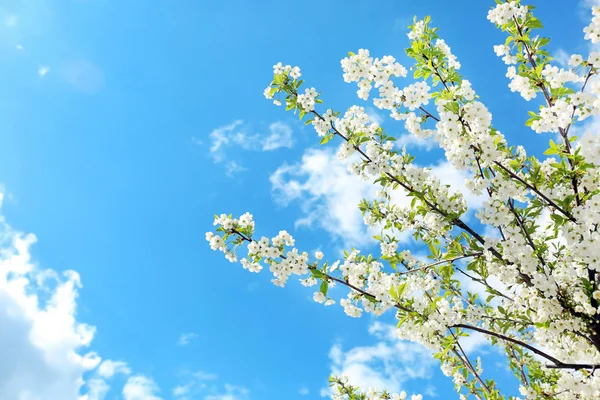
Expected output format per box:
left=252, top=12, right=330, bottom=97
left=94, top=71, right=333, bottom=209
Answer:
left=225, top=161, right=247, bottom=177
left=61, top=59, right=105, bottom=94
left=424, top=385, right=438, bottom=397
left=5, top=14, right=17, bottom=27
left=123, top=375, right=162, bottom=400
left=204, top=384, right=250, bottom=400
left=365, top=107, right=385, bottom=126
left=208, top=120, right=295, bottom=176
left=581, top=0, right=600, bottom=17
left=299, top=387, right=310, bottom=396
left=209, top=120, right=294, bottom=159
left=552, top=48, right=570, bottom=67
left=97, top=359, right=132, bottom=378
left=394, top=16, right=412, bottom=32
left=177, top=332, right=198, bottom=346
left=209, top=120, right=243, bottom=162
left=38, top=65, right=50, bottom=76
left=395, top=133, right=437, bottom=151
left=262, top=121, right=294, bottom=151
left=172, top=371, right=246, bottom=400
left=172, top=370, right=216, bottom=399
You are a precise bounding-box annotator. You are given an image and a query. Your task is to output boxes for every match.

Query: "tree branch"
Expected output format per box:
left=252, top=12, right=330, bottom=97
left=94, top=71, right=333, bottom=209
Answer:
left=397, top=252, right=483, bottom=276
left=452, top=323, right=600, bottom=370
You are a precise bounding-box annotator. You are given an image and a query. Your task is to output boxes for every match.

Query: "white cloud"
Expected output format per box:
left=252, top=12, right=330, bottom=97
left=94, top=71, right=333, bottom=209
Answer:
left=172, top=371, right=249, bottom=400
left=262, top=121, right=294, bottom=151
left=563, top=0, right=600, bottom=158
left=570, top=98, right=600, bottom=163
left=97, top=359, right=132, bottom=378
left=225, top=161, right=247, bottom=177
left=5, top=14, right=17, bottom=27
left=270, top=147, right=483, bottom=247
left=177, top=332, right=198, bottom=346
left=173, top=384, right=190, bottom=397
left=458, top=267, right=501, bottom=302
left=298, top=386, right=310, bottom=395
left=123, top=375, right=162, bottom=400
left=0, top=189, right=245, bottom=400
left=533, top=208, right=567, bottom=247
left=172, top=370, right=221, bottom=400
left=204, top=383, right=249, bottom=400
left=85, top=378, right=110, bottom=400
left=61, top=59, right=105, bottom=94
left=194, top=371, right=218, bottom=381
left=38, top=65, right=50, bottom=76
left=394, top=16, right=412, bottom=32
left=395, top=133, right=436, bottom=151
left=459, top=331, right=489, bottom=354
left=429, top=160, right=486, bottom=211
left=270, top=147, right=378, bottom=247
left=209, top=120, right=244, bottom=163
left=582, top=0, right=600, bottom=13
left=321, top=321, right=437, bottom=396
left=208, top=120, right=295, bottom=171
left=0, top=211, right=97, bottom=399
left=553, top=48, right=570, bottom=67
left=0, top=190, right=159, bottom=400
left=365, top=107, right=384, bottom=126
left=424, top=385, right=438, bottom=397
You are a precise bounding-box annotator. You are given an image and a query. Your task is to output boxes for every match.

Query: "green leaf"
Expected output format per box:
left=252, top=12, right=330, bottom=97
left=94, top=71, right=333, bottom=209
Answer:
left=311, top=269, right=325, bottom=279
left=525, top=115, right=539, bottom=127
left=273, top=74, right=285, bottom=85
left=320, top=280, right=329, bottom=296
left=538, top=37, right=550, bottom=47
left=527, top=17, right=543, bottom=29
left=397, top=282, right=407, bottom=297
left=389, top=285, right=398, bottom=300
left=320, top=133, right=334, bottom=145
left=550, top=213, right=564, bottom=224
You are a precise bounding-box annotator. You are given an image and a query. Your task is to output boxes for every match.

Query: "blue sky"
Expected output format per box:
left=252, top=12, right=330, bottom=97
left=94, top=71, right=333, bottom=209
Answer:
left=0, top=0, right=594, bottom=399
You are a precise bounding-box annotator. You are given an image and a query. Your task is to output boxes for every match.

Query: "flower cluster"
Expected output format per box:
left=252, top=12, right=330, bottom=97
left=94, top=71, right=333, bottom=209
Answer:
left=341, top=49, right=407, bottom=100
left=486, top=1, right=528, bottom=25
left=400, top=81, right=431, bottom=111
left=297, top=87, right=318, bottom=112
left=505, top=67, right=537, bottom=100
left=436, top=39, right=461, bottom=69
left=272, top=62, right=301, bottom=79
left=541, top=65, right=579, bottom=89
left=329, top=375, right=422, bottom=400
left=530, top=99, right=572, bottom=133
left=493, top=44, right=516, bottom=65
left=584, top=5, right=600, bottom=43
